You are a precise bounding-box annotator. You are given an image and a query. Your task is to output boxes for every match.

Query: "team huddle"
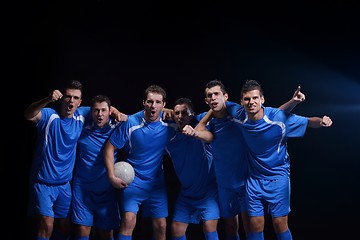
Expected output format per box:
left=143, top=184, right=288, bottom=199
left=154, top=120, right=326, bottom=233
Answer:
left=24, top=79, right=332, bottom=240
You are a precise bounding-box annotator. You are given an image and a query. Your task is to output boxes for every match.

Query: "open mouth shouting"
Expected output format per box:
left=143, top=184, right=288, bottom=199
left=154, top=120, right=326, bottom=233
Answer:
left=67, top=104, right=74, bottom=111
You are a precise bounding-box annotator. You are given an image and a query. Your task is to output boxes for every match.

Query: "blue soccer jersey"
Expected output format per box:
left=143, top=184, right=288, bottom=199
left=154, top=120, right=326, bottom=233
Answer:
left=205, top=102, right=249, bottom=217
left=30, top=106, right=90, bottom=184
left=109, top=110, right=177, bottom=216
left=240, top=107, right=308, bottom=179
left=208, top=102, right=248, bottom=189
left=109, top=110, right=177, bottom=182
left=71, top=118, right=120, bottom=230
left=73, top=118, right=119, bottom=186
left=165, top=116, right=219, bottom=223
left=166, top=129, right=216, bottom=199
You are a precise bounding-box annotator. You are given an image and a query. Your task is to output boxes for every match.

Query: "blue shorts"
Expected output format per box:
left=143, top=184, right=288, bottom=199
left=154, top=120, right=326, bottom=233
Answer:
left=246, top=176, right=291, bottom=217
left=172, top=189, right=220, bottom=224
left=71, top=183, right=120, bottom=230
left=28, top=181, right=71, bottom=218
left=120, top=177, right=168, bottom=218
left=218, top=185, right=246, bottom=218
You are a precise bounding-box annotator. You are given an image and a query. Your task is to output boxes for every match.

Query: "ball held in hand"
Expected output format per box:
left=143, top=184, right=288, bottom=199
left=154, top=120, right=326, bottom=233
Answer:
left=114, top=161, right=135, bottom=184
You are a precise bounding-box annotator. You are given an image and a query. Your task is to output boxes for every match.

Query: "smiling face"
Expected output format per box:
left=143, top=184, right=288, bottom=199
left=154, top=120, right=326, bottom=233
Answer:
left=143, top=92, right=165, bottom=122
left=241, top=89, right=265, bottom=120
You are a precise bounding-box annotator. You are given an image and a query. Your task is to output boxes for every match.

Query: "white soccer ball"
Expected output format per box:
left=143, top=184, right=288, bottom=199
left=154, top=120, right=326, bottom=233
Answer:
left=114, top=161, right=135, bottom=184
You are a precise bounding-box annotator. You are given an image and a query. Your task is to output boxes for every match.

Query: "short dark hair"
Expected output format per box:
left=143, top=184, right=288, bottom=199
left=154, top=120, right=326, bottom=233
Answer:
left=143, top=85, right=167, bottom=102
left=91, top=95, right=111, bottom=109
left=241, top=79, right=263, bottom=97
left=63, top=80, right=82, bottom=90
left=61, top=80, right=83, bottom=97
left=173, top=98, right=194, bottom=114
left=205, top=79, right=227, bottom=95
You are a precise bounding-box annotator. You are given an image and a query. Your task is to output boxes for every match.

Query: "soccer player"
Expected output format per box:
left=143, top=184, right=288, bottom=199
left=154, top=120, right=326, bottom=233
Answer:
left=24, top=80, right=89, bottom=240
left=165, top=98, right=219, bottom=240
left=192, top=80, right=305, bottom=240
left=71, top=95, right=127, bottom=240
left=238, top=80, right=332, bottom=240
left=103, top=85, right=177, bottom=240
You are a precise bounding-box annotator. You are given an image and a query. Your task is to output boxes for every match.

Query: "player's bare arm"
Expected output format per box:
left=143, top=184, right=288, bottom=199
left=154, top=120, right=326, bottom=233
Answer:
left=279, top=86, right=306, bottom=112
left=103, top=141, right=128, bottom=189
left=110, top=106, right=128, bottom=122
left=195, top=109, right=213, bottom=131
left=182, top=124, right=214, bottom=143
left=162, top=107, right=174, bottom=121
left=24, top=90, right=63, bottom=123
left=308, top=116, right=333, bottom=128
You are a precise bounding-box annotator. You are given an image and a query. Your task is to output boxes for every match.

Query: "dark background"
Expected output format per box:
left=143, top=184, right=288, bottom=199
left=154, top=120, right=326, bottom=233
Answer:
left=9, top=0, right=360, bottom=239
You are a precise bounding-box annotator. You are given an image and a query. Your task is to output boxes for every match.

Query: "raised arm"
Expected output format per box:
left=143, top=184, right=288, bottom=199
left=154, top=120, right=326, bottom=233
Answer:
left=307, top=116, right=333, bottom=128
left=24, top=90, right=63, bottom=123
left=279, top=86, right=305, bottom=112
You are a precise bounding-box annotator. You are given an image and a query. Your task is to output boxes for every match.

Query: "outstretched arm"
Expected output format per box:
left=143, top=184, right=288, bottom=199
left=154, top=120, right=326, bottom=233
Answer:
left=279, top=86, right=305, bottom=112
left=24, top=90, right=63, bottom=123
left=308, top=116, right=333, bottom=128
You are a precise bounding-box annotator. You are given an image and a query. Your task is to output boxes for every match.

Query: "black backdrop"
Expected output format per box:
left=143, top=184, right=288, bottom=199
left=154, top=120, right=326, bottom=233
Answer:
left=9, top=1, right=360, bottom=239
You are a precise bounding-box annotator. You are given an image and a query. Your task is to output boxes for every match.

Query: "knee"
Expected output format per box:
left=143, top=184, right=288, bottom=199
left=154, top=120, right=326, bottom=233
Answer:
left=154, top=219, right=167, bottom=234
left=249, top=216, right=265, bottom=232
left=203, top=220, right=218, bottom=233
left=171, top=221, right=187, bottom=237
left=272, top=216, right=288, bottom=234
left=122, top=214, right=137, bottom=231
